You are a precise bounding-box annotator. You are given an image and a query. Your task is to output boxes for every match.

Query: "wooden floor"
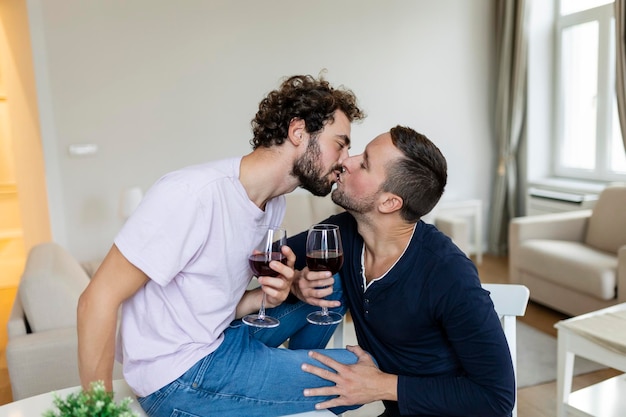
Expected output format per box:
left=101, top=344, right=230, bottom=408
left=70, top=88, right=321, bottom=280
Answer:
left=0, top=255, right=621, bottom=416
left=475, top=255, right=621, bottom=417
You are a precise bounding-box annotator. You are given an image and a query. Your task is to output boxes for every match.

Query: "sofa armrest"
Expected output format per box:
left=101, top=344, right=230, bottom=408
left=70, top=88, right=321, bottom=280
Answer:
left=7, top=292, right=27, bottom=338
left=618, top=245, right=626, bottom=304
left=509, top=210, right=592, bottom=243
left=6, top=327, right=81, bottom=400
left=508, top=210, right=592, bottom=285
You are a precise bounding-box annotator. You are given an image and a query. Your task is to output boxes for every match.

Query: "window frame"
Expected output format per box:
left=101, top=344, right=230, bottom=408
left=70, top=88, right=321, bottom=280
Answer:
left=553, top=1, right=626, bottom=181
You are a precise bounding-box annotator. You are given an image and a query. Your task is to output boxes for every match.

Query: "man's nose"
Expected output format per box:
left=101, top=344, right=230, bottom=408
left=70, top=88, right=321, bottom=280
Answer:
left=339, top=146, right=350, bottom=163
left=342, top=155, right=358, bottom=172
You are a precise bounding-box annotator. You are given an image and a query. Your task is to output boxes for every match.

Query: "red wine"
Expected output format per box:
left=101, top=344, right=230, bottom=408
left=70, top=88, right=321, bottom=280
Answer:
left=306, top=250, right=344, bottom=274
left=248, top=253, right=287, bottom=277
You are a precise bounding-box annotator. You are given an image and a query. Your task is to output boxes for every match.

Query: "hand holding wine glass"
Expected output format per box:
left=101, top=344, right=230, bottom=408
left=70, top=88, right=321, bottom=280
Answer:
left=242, top=226, right=287, bottom=328
left=305, top=224, right=344, bottom=325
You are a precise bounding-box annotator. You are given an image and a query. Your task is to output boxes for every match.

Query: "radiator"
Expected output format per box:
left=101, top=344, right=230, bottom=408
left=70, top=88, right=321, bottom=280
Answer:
left=526, top=187, right=598, bottom=215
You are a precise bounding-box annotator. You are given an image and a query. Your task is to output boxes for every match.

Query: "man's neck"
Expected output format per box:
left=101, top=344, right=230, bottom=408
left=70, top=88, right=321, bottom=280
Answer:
left=239, top=148, right=299, bottom=209
left=356, top=214, right=416, bottom=282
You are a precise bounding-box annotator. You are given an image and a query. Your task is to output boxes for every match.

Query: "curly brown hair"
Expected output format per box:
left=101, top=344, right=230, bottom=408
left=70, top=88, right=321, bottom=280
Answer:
left=250, top=74, right=365, bottom=149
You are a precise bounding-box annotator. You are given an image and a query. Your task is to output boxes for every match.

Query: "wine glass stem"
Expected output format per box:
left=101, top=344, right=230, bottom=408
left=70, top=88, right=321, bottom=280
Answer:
left=321, top=306, right=330, bottom=316
left=258, top=292, right=267, bottom=319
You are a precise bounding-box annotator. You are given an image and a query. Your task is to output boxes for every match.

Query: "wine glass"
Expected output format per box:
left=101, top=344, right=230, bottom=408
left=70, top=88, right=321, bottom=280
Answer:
left=242, top=226, right=287, bottom=328
left=305, top=224, right=344, bottom=325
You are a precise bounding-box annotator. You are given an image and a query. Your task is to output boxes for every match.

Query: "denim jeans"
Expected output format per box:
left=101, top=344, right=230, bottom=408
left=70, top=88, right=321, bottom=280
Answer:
left=137, top=277, right=361, bottom=417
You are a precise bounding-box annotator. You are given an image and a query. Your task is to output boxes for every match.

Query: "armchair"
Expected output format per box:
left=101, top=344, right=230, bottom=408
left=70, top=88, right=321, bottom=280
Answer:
left=6, top=242, right=122, bottom=400
left=509, top=185, right=626, bottom=316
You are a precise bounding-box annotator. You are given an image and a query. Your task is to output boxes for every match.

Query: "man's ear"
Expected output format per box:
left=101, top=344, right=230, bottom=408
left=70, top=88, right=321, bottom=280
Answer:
left=287, top=118, right=306, bottom=146
left=379, top=193, right=403, bottom=214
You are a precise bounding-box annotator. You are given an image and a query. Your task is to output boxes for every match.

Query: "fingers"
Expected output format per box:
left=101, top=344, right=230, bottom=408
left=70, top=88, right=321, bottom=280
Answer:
left=347, top=345, right=378, bottom=367
left=257, top=274, right=291, bottom=307
left=281, top=245, right=296, bottom=268
left=268, top=260, right=294, bottom=280
left=297, top=269, right=341, bottom=308
left=302, top=268, right=333, bottom=284
left=305, top=350, right=344, bottom=375
left=300, top=353, right=350, bottom=410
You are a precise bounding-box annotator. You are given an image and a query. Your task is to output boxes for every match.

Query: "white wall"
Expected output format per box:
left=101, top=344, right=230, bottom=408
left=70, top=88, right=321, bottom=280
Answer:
left=27, top=0, right=496, bottom=261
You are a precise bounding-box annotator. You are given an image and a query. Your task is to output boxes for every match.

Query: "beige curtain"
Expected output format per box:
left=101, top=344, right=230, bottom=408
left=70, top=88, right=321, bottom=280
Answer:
left=487, top=0, right=529, bottom=255
left=616, top=0, right=626, bottom=154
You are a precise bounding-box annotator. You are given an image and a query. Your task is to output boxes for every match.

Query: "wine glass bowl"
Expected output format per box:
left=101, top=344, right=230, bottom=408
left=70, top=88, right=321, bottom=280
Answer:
left=248, top=252, right=287, bottom=277
left=242, top=227, right=287, bottom=328
left=305, top=224, right=344, bottom=325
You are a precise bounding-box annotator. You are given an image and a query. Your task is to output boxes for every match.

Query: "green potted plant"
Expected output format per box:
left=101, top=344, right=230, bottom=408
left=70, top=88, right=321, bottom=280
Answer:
left=42, top=381, right=140, bottom=417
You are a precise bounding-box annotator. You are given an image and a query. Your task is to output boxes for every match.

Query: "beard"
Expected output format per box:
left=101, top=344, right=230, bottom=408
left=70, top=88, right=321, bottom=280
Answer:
left=331, top=186, right=378, bottom=214
left=291, top=136, right=336, bottom=196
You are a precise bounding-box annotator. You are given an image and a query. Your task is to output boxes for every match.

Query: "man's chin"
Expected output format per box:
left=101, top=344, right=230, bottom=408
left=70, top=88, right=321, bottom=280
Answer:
left=300, top=183, right=333, bottom=197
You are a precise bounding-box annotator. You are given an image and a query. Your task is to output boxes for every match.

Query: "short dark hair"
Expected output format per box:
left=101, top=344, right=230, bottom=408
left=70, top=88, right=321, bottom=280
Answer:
left=383, top=125, right=447, bottom=222
left=250, top=74, right=365, bottom=149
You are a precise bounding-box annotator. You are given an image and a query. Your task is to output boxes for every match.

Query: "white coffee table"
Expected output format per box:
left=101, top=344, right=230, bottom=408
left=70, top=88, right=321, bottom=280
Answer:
left=555, top=303, right=626, bottom=417
left=0, top=379, right=335, bottom=417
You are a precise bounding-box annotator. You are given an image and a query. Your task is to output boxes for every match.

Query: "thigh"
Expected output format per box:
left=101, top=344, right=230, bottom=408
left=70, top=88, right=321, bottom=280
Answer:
left=245, top=301, right=344, bottom=349
left=141, top=325, right=359, bottom=417
left=248, top=273, right=347, bottom=349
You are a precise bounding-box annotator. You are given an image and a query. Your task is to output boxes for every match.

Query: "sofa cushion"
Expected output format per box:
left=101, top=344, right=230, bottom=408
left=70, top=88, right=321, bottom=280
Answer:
left=19, top=242, right=91, bottom=333
left=281, top=194, right=343, bottom=237
left=518, top=239, right=617, bottom=300
left=585, top=186, right=626, bottom=254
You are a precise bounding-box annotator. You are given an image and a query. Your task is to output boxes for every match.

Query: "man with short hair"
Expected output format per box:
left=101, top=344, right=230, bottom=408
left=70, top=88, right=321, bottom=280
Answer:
left=290, top=126, right=515, bottom=417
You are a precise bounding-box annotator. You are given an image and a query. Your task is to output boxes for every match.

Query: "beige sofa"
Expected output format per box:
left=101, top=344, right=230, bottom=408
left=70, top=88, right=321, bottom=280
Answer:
left=509, top=185, right=626, bottom=316
left=6, top=193, right=467, bottom=401
left=6, top=242, right=123, bottom=400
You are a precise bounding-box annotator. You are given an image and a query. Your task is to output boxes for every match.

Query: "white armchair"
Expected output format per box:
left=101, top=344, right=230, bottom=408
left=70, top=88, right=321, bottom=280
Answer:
left=6, top=242, right=122, bottom=400
left=509, top=185, right=626, bottom=316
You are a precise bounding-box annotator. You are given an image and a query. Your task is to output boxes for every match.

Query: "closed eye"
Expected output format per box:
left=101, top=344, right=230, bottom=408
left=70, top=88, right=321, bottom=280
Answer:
left=361, top=151, right=369, bottom=169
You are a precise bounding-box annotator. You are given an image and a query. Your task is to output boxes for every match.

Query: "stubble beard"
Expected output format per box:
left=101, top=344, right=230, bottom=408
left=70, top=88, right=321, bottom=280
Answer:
left=291, top=136, right=335, bottom=197
left=331, top=187, right=377, bottom=214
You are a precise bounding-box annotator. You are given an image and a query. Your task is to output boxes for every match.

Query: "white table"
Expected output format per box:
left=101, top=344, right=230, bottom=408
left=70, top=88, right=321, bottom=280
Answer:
left=555, top=303, right=626, bottom=417
left=0, top=379, right=335, bottom=417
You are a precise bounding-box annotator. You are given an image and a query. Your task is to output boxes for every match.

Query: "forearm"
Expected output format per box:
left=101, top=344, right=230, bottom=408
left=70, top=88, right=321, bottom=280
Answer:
left=77, top=293, right=119, bottom=391
left=370, top=372, right=398, bottom=402
left=397, top=374, right=514, bottom=417
left=77, top=244, right=150, bottom=391
left=235, top=288, right=262, bottom=318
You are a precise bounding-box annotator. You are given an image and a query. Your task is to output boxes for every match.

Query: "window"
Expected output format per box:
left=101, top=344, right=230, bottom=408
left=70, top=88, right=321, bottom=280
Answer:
left=554, top=0, right=626, bottom=181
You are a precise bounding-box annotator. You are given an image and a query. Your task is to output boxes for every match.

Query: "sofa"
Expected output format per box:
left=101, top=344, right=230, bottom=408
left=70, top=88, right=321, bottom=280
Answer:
left=6, top=193, right=468, bottom=401
left=6, top=242, right=123, bottom=400
left=509, top=185, right=626, bottom=316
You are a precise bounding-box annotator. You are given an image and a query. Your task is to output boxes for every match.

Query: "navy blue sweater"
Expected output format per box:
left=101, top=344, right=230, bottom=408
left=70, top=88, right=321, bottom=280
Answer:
left=289, top=212, right=515, bottom=417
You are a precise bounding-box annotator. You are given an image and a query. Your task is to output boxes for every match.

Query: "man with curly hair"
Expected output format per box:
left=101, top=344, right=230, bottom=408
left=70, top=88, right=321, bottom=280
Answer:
left=78, top=74, right=366, bottom=416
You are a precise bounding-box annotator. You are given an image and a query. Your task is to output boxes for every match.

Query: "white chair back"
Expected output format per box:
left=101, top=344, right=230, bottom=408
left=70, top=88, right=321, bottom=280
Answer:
left=482, top=283, right=530, bottom=417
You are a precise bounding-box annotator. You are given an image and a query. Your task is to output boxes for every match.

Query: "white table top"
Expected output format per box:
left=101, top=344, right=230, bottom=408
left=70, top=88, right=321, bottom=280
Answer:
left=0, top=379, right=335, bottom=417
left=0, top=380, right=139, bottom=417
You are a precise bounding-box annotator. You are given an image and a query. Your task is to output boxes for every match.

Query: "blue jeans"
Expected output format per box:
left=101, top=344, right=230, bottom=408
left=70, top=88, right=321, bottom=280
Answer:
left=138, top=277, right=361, bottom=416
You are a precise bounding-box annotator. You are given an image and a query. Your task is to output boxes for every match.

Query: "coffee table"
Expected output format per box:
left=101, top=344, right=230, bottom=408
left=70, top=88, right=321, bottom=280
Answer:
left=555, top=302, right=626, bottom=417
left=0, top=379, right=335, bottom=417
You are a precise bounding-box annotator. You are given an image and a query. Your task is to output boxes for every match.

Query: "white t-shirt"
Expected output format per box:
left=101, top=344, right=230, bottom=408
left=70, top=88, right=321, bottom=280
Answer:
left=114, top=157, right=285, bottom=396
